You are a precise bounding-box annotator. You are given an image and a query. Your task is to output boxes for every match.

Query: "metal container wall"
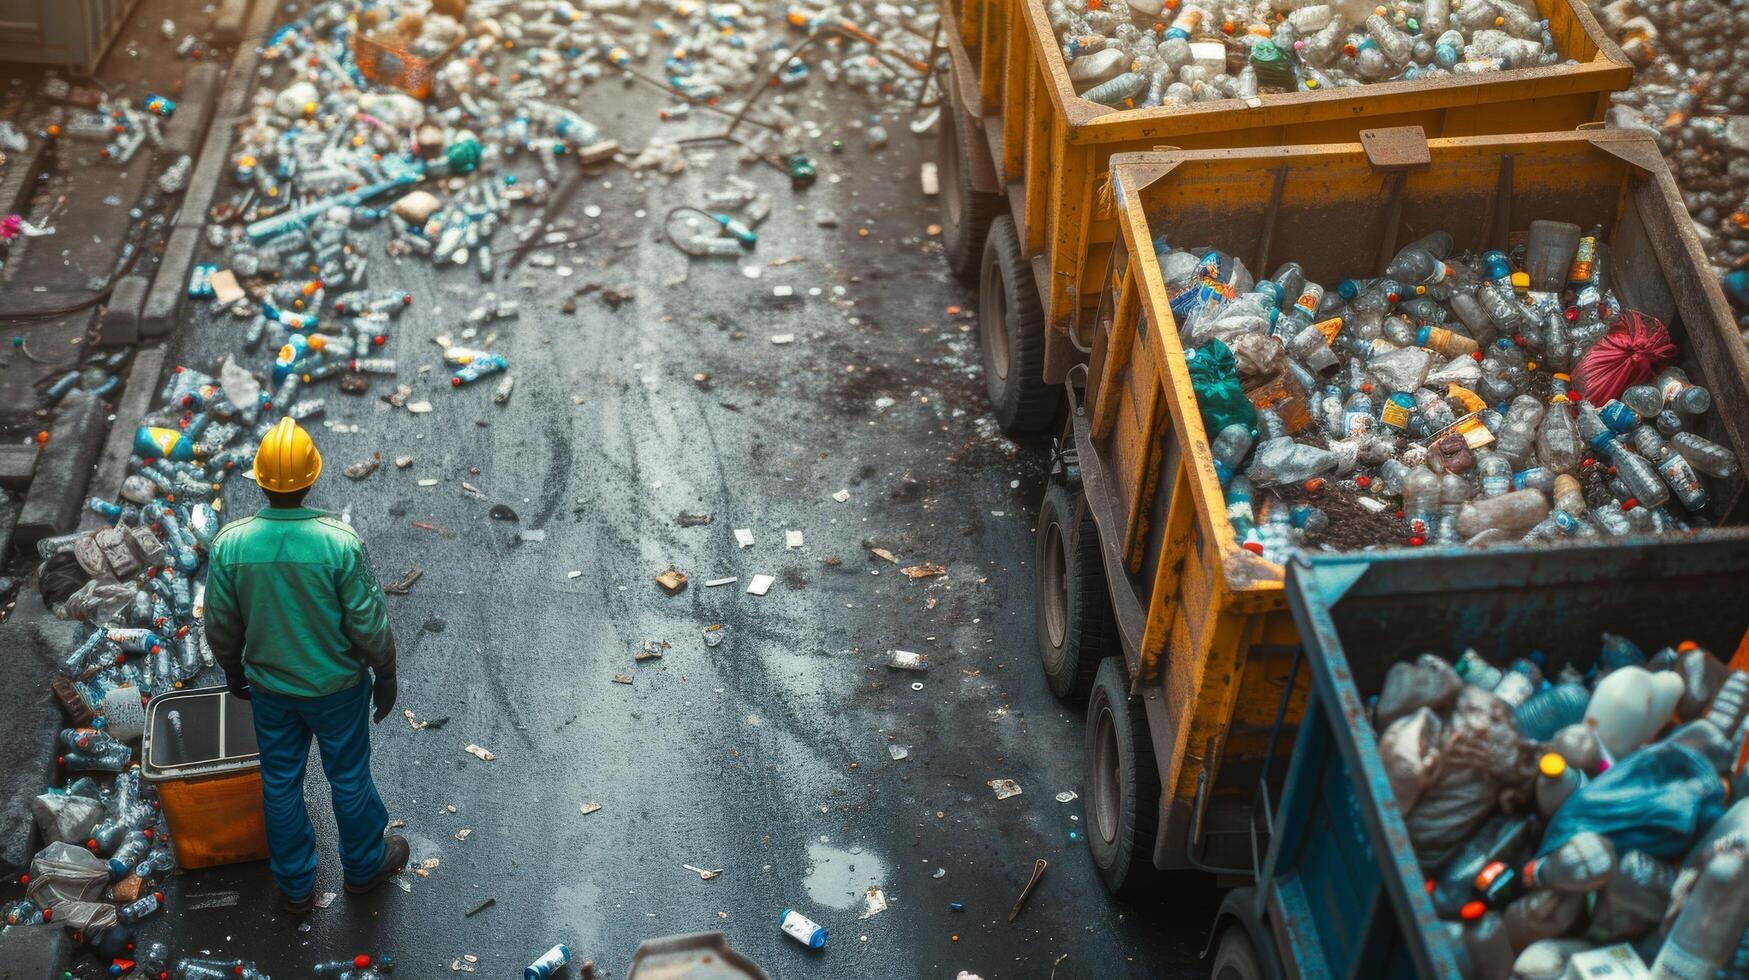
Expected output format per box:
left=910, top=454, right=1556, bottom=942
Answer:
left=1073, top=128, right=1749, bottom=873
left=944, top=0, right=1632, bottom=381
left=0, top=0, right=142, bottom=74
left=1268, top=538, right=1749, bottom=977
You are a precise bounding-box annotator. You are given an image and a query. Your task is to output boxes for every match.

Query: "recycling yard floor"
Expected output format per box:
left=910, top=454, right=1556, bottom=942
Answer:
left=129, top=34, right=1216, bottom=980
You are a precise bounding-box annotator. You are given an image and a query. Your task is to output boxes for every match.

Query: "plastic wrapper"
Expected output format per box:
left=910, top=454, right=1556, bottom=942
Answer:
left=1375, top=653, right=1462, bottom=729
left=30, top=794, right=104, bottom=845
left=26, top=841, right=111, bottom=911
left=1379, top=707, right=1442, bottom=812
left=1186, top=339, right=1257, bottom=440
left=1539, top=738, right=1726, bottom=860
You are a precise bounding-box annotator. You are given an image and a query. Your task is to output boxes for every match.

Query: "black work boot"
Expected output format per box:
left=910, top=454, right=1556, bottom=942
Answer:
left=344, top=835, right=410, bottom=895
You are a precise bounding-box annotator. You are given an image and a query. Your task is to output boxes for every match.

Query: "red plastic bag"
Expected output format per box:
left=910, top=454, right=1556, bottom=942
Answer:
left=1574, top=311, right=1678, bottom=406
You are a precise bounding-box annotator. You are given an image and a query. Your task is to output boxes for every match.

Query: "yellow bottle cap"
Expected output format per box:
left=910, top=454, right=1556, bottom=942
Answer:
left=1539, top=753, right=1567, bottom=778
left=1510, top=271, right=1531, bottom=292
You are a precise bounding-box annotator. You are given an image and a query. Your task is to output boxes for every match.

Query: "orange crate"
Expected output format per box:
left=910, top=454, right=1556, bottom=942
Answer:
left=142, top=688, right=269, bottom=870
left=352, top=33, right=463, bottom=101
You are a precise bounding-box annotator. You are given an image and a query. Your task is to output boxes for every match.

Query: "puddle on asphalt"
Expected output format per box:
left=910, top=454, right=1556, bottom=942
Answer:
left=803, top=841, right=888, bottom=910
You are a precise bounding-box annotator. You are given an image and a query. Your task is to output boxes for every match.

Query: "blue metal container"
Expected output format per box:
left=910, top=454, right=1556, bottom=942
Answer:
left=1213, top=537, right=1749, bottom=979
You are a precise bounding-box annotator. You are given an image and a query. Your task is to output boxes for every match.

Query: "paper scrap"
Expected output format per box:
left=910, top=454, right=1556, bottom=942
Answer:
left=988, top=778, right=1023, bottom=800
left=784, top=530, right=804, bottom=549
left=734, top=528, right=755, bottom=548
left=746, top=574, right=775, bottom=596
left=464, top=744, right=496, bottom=762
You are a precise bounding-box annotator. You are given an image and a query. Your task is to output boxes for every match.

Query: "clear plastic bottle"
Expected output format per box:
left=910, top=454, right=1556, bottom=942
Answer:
left=1671, top=432, right=1738, bottom=479
left=1455, top=650, right=1505, bottom=692
left=1493, top=394, right=1544, bottom=467
left=1502, top=890, right=1585, bottom=951
left=1524, top=832, right=1616, bottom=892
left=1209, top=423, right=1254, bottom=489
left=1650, top=851, right=1749, bottom=979
left=1534, top=397, right=1582, bottom=474
left=1402, top=466, right=1441, bottom=543
left=1633, top=428, right=1709, bottom=513
left=1585, top=665, right=1685, bottom=759
left=1653, top=366, right=1711, bottom=416
left=1474, top=450, right=1512, bottom=498
left=1225, top=475, right=1264, bottom=555
left=1533, top=751, right=1585, bottom=818
left=118, top=890, right=166, bottom=924
left=1455, top=489, right=1549, bottom=539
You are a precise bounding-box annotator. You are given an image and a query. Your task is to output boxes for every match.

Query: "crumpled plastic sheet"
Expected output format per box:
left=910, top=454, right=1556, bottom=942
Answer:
left=30, top=793, right=104, bottom=845
left=27, top=841, right=115, bottom=930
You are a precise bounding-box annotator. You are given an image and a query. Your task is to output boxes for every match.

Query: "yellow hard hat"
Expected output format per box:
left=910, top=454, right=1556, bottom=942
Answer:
left=254, top=418, right=322, bottom=492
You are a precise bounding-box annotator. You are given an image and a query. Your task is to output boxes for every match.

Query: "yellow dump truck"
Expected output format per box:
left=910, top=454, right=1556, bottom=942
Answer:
left=1025, top=129, right=1749, bottom=916
left=936, top=0, right=1631, bottom=432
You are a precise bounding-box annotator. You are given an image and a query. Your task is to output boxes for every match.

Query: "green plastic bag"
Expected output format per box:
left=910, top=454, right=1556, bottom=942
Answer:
left=1187, top=339, right=1258, bottom=438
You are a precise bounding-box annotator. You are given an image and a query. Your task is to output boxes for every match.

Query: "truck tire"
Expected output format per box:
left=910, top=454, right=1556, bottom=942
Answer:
left=1035, top=482, right=1114, bottom=702
left=980, top=214, right=1061, bottom=434
left=1209, top=924, right=1267, bottom=980
left=939, top=97, right=1003, bottom=283
left=1085, top=656, right=1160, bottom=896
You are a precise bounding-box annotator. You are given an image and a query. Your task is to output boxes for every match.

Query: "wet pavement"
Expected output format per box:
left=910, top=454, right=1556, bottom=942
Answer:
left=137, top=13, right=1218, bottom=978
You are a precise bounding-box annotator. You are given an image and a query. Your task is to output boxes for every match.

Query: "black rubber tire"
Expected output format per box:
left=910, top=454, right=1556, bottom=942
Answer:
left=1035, top=482, right=1115, bottom=702
left=1209, top=924, right=1268, bottom=980
left=980, top=214, right=1061, bottom=434
left=939, top=95, right=1004, bottom=283
left=1085, top=656, right=1161, bottom=897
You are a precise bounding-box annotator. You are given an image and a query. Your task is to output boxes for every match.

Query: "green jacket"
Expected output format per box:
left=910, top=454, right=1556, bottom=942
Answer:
left=205, top=506, right=396, bottom=699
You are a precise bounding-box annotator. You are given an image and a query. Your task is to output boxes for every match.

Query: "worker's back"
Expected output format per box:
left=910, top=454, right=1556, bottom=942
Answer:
left=206, top=505, right=390, bottom=699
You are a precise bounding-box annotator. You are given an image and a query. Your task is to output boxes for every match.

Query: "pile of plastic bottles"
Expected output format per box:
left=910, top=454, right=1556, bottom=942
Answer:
left=1162, top=220, right=1740, bottom=559
left=1593, top=0, right=1749, bottom=322
left=1047, top=0, right=1562, bottom=107
left=1373, top=634, right=1749, bottom=976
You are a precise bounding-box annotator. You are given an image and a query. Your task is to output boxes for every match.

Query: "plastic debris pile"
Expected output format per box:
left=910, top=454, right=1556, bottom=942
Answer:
left=1372, top=634, right=1749, bottom=977
left=1159, top=221, right=1739, bottom=558
left=1592, top=0, right=1749, bottom=322
left=1047, top=0, right=1561, bottom=107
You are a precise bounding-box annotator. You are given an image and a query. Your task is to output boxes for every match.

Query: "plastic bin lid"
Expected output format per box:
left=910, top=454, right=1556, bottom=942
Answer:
left=141, top=686, right=259, bottom=781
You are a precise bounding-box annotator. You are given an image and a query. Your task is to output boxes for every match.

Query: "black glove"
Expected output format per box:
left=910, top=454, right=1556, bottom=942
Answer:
left=225, top=669, right=251, bottom=702
left=371, top=672, right=397, bottom=724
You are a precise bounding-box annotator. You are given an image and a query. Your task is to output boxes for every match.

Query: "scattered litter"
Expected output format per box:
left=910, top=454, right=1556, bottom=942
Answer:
left=567, top=570, right=583, bottom=579
left=734, top=528, right=755, bottom=548
left=770, top=333, right=796, bottom=345
left=888, top=650, right=928, bottom=672
left=657, top=568, right=689, bottom=593
left=1009, top=859, right=1048, bottom=923
left=406, top=400, right=433, bottom=414
left=832, top=489, right=851, bottom=503
left=683, top=864, right=724, bottom=881
left=932, top=868, right=946, bottom=879
left=920, top=161, right=940, bottom=197
left=746, top=574, right=775, bottom=596
left=580, top=801, right=602, bottom=816
left=402, top=710, right=448, bottom=731
left=517, top=529, right=547, bottom=544
left=678, top=512, right=714, bottom=526
left=394, top=456, right=414, bottom=469
left=314, top=892, right=338, bottom=909
left=911, top=682, right=925, bottom=692
left=860, top=887, right=889, bottom=919
left=703, top=624, right=728, bottom=648
left=1054, top=791, right=1079, bottom=804
left=785, top=530, right=804, bottom=550
left=988, top=779, right=1024, bottom=800
left=612, top=673, right=635, bottom=685
left=451, top=955, right=479, bottom=973
left=453, top=828, right=472, bottom=841
left=867, top=545, right=899, bottom=563
left=902, top=564, right=948, bottom=580
left=465, top=898, right=496, bottom=919
left=383, top=567, right=423, bottom=595
left=344, top=453, right=383, bottom=480
left=464, top=744, right=496, bottom=762
left=488, top=504, right=519, bottom=522
left=888, top=744, right=910, bottom=761
left=705, top=577, right=739, bottom=588
left=637, top=639, right=669, bottom=661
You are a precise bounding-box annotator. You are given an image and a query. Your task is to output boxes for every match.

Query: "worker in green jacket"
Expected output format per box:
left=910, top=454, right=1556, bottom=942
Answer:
left=206, top=417, right=408, bottom=914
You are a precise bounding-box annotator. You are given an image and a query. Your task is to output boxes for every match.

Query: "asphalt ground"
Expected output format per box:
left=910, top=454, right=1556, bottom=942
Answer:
left=45, top=5, right=1218, bottom=975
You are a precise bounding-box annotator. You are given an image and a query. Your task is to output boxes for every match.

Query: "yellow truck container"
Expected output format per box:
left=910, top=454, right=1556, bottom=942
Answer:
left=1031, top=128, right=1749, bottom=897
left=937, top=0, right=1632, bottom=432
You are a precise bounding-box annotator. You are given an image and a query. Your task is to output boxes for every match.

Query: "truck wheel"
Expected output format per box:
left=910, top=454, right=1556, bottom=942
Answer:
left=1035, top=483, right=1114, bottom=702
left=1086, top=656, right=1160, bottom=896
left=1209, top=925, right=1267, bottom=980
left=981, top=214, right=1060, bottom=434
left=939, top=98, right=1002, bottom=283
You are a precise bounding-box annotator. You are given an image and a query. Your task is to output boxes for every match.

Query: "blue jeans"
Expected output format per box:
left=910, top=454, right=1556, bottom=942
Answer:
left=250, top=681, right=389, bottom=899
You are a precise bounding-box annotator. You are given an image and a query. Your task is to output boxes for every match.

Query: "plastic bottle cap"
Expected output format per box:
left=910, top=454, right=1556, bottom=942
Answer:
left=1539, top=753, right=1566, bottom=778
left=1510, top=272, right=1530, bottom=291
left=354, top=955, right=371, bottom=968
left=1459, top=900, right=1485, bottom=921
